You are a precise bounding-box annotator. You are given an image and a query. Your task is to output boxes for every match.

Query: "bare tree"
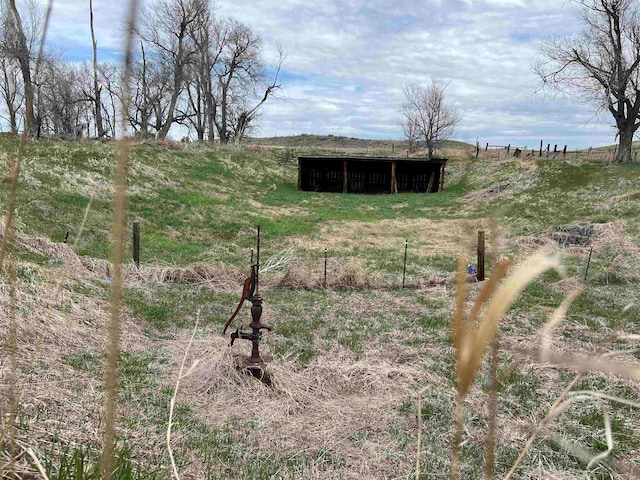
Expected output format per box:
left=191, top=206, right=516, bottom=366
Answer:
left=36, top=57, right=87, bottom=138
left=137, top=0, right=206, bottom=140
left=99, top=61, right=120, bottom=138
left=536, top=0, right=640, bottom=162
left=178, top=3, right=219, bottom=142
left=402, top=81, right=460, bottom=158
left=213, top=19, right=282, bottom=145
left=0, top=0, right=43, bottom=136
left=0, top=53, right=23, bottom=133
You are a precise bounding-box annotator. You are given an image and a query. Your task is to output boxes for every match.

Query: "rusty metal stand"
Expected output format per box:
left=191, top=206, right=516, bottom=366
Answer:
left=224, top=226, right=273, bottom=384
left=230, top=293, right=272, bottom=383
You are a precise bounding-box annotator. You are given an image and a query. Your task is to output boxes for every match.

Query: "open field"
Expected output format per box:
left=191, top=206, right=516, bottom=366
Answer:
left=1, top=137, right=640, bottom=479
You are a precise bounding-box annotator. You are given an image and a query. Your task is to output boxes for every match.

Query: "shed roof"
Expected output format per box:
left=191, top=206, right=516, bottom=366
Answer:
left=297, top=155, right=447, bottom=164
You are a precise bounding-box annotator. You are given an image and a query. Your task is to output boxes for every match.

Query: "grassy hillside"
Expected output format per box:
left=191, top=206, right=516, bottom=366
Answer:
left=2, top=138, right=640, bottom=479
left=247, top=133, right=472, bottom=155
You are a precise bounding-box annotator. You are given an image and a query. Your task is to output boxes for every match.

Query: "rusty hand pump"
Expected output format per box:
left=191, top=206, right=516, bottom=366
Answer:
left=222, top=226, right=272, bottom=379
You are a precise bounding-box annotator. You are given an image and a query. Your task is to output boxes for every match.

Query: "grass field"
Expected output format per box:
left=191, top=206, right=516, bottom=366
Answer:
left=1, top=137, right=640, bottom=479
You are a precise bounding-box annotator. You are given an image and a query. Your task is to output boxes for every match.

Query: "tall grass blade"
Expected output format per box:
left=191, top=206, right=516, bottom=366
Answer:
left=101, top=1, right=140, bottom=479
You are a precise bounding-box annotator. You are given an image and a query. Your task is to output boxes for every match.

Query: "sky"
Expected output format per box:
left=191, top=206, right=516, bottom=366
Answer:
left=45, top=0, right=618, bottom=148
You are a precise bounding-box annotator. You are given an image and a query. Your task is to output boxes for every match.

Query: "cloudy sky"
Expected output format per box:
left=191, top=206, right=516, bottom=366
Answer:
left=47, top=0, right=617, bottom=148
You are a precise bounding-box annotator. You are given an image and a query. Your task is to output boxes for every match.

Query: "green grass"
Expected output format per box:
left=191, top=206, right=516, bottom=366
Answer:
left=468, top=159, right=640, bottom=236
left=35, top=440, right=166, bottom=480
left=123, top=284, right=237, bottom=332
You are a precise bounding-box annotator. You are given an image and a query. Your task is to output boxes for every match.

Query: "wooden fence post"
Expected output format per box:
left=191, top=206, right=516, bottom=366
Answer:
left=324, top=248, right=328, bottom=287
left=486, top=143, right=489, bottom=151
left=402, top=240, right=408, bottom=288
left=584, top=247, right=593, bottom=281
left=563, top=145, right=567, bottom=157
left=133, top=220, right=140, bottom=268
left=539, top=140, right=543, bottom=156
left=477, top=231, right=485, bottom=282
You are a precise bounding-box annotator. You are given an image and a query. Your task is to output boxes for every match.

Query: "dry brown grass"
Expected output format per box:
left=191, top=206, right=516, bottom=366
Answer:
left=287, top=217, right=503, bottom=257
left=0, top=265, right=153, bottom=451
left=274, top=255, right=453, bottom=290
left=171, top=334, right=434, bottom=479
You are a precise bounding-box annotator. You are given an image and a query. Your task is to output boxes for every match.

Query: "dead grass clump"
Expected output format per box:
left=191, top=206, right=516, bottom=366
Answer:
left=332, top=258, right=378, bottom=288
left=611, top=191, right=640, bottom=203
left=141, top=264, right=243, bottom=289
left=551, top=276, right=583, bottom=294
left=592, top=221, right=639, bottom=256
left=511, top=232, right=562, bottom=254
left=22, top=237, right=86, bottom=269
left=0, top=222, right=85, bottom=274
left=275, top=258, right=316, bottom=290
left=593, top=257, right=640, bottom=284
left=273, top=257, right=384, bottom=290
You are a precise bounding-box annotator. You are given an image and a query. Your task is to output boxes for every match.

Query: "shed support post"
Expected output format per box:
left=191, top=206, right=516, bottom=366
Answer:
left=391, top=161, right=398, bottom=194
left=427, top=171, right=436, bottom=193
left=343, top=159, right=348, bottom=194
left=439, top=162, right=446, bottom=191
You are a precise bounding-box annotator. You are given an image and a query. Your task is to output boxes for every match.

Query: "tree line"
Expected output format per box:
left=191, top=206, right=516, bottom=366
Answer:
left=0, top=0, right=282, bottom=143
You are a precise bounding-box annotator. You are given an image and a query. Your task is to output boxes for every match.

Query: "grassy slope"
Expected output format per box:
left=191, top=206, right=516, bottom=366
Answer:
left=246, top=133, right=472, bottom=152
left=2, top=138, right=640, bottom=479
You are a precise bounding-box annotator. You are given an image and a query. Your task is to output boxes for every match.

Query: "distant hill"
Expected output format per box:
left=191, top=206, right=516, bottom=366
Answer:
left=246, top=133, right=473, bottom=151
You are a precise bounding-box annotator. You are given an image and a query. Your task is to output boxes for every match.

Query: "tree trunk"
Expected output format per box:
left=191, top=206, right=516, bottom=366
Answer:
left=90, top=0, right=105, bottom=139
left=616, top=127, right=634, bottom=162
left=158, top=89, right=180, bottom=140
left=8, top=0, right=36, bottom=136
left=9, top=107, right=17, bottom=134
left=426, top=141, right=434, bottom=159
left=206, top=84, right=216, bottom=143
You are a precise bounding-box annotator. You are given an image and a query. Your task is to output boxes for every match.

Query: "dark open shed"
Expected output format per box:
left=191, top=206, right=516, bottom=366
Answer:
left=297, top=156, right=447, bottom=194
